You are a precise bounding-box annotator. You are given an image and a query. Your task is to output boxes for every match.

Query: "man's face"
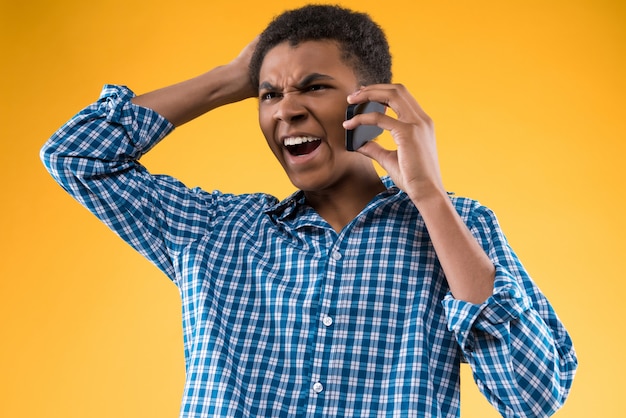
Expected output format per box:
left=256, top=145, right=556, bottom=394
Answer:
left=258, top=40, right=373, bottom=193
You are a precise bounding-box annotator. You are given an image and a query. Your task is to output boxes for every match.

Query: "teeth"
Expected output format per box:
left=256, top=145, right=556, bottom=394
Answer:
left=284, top=136, right=321, bottom=147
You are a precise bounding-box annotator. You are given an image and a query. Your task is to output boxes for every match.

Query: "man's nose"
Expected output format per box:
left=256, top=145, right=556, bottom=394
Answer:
left=274, top=94, right=308, bottom=123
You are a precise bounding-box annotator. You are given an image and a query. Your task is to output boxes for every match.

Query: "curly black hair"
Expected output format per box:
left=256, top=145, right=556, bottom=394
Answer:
left=249, top=4, right=392, bottom=90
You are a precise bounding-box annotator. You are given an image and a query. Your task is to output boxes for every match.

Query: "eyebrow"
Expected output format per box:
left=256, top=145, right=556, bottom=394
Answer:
left=258, top=73, right=335, bottom=92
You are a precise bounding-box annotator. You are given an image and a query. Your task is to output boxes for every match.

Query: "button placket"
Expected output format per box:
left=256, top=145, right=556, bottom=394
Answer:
left=309, top=244, right=343, bottom=402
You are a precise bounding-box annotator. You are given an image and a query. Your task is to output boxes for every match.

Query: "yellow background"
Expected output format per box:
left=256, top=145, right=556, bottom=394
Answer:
left=1, top=0, right=624, bottom=416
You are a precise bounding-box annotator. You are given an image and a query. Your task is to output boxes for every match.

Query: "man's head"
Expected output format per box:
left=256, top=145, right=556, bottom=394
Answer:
left=249, top=4, right=392, bottom=90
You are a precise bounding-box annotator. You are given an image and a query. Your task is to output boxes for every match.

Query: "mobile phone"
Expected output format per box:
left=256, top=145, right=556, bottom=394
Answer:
left=345, top=101, right=385, bottom=151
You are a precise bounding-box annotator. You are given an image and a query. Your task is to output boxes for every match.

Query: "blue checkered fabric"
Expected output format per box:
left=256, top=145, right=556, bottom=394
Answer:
left=41, top=85, right=577, bottom=417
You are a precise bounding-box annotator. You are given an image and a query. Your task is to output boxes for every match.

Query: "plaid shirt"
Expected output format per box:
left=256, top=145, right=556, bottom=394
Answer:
left=41, top=85, right=577, bottom=417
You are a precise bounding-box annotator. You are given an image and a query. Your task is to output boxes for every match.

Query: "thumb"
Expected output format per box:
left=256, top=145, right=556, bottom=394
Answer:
left=356, top=140, right=395, bottom=171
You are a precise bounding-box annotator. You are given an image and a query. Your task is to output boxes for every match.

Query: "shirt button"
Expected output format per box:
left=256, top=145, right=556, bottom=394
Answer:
left=322, top=315, right=333, bottom=327
left=313, top=382, right=324, bottom=393
left=331, top=251, right=342, bottom=261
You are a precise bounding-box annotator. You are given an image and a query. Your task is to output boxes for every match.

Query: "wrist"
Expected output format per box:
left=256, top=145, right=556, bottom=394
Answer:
left=406, top=181, right=449, bottom=209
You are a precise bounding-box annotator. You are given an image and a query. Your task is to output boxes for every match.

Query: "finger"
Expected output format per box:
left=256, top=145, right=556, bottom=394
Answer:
left=348, top=84, right=429, bottom=124
left=342, top=109, right=399, bottom=133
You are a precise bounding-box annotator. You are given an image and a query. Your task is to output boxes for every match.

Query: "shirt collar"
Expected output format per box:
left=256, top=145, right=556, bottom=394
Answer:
left=263, top=176, right=402, bottom=224
left=264, top=189, right=305, bottom=219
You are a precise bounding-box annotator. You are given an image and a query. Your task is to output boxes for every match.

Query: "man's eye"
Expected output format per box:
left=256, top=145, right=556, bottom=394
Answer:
left=260, top=92, right=279, bottom=101
left=307, top=84, right=326, bottom=92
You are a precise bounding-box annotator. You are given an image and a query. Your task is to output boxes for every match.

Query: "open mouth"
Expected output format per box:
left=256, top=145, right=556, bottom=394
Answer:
left=284, top=136, right=322, bottom=156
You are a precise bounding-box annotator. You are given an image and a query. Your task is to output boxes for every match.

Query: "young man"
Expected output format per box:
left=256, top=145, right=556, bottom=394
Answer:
left=41, top=4, right=577, bottom=417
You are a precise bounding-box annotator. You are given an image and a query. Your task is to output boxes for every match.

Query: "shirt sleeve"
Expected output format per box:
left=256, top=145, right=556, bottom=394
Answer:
left=40, top=84, right=215, bottom=283
left=442, top=201, right=578, bottom=417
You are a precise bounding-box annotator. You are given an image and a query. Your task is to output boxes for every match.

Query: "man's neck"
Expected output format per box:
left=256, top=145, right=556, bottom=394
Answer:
left=304, top=174, right=386, bottom=233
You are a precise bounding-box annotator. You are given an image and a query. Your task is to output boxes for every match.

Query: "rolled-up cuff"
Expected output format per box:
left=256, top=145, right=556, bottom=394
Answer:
left=99, top=84, right=174, bottom=154
left=442, top=265, right=531, bottom=351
